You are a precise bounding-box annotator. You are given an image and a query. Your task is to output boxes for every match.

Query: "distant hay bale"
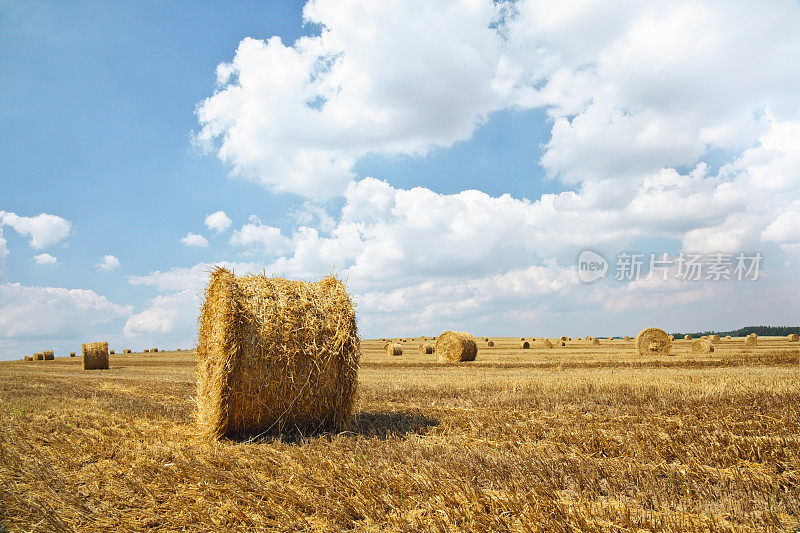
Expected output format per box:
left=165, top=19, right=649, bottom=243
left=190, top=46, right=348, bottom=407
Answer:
left=691, top=339, right=714, bottom=354
left=34, top=353, right=43, bottom=360
left=196, top=267, right=359, bottom=440
left=435, top=331, right=477, bottom=363
left=559, top=336, right=567, bottom=341
left=669, top=335, right=675, bottom=341
left=623, top=336, right=631, bottom=341
left=591, top=338, right=600, bottom=345
left=43, top=350, right=54, bottom=361
left=789, top=334, right=799, bottom=342
left=82, top=342, right=109, bottom=370
left=710, top=334, right=720, bottom=342
left=123, top=349, right=131, bottom=354
left=418, top=343, right=434, bottom=354
left=483, top=337, right=489, bottom=342
left=725, top=335, right=732, bottom=339
left=607, top=337, right=613, bottom=341
left=24, top=355, right=33, bottom=361
left=144, top=349, right=150, bottom=353
left=747, top=333, right=757, bottom=338
left=520, top=337, right=525, bottom=341
left=487, top=341, right=495, bottom=347
left=636, top=328, right=671, bottom=357
left=520, top=341, right=530, bottom=349
left=387, top=344, right=403, bottom=356
left=684, top=335, right=692, bottom=340
left=70, top=352, right=76, bottom=357
left=744, top=336, right=758, bottom=346
left=542, top=339, right=553, bottom=348
left=109, top=349, right=115, bottom=355
left=151, top=348, right=158, bottom=352
left=560, top=341, right=566, bottom=346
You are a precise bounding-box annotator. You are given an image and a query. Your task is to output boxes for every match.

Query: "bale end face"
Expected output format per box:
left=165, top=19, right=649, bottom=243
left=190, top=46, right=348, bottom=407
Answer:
left=197, top=267, right=360, bottom=440
left=69, top=352, right=76, bottom=357
left=435, top=331, right=477, bottom=363
left=636, top=328, right=671, bottom=357
left=684, top=335, right=692, bottom=340
left=82, top=341, right=109, bottom=370
left=418, top=343, right=434, bottom=354
left=487, top=341, right=495, bottom=347
left=691, top=340, right=714, bottom=354
left=387, top=343, right=403, bottom=356
left=43, top=350, right=55, bottom=360
left=520, top=341, right=530, bottom=349
left=788, top=334, right=799, bottom=342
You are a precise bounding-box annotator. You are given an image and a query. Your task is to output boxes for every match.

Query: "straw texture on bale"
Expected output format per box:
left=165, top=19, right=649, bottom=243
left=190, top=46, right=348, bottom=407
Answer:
left=789, top=334, right=800, bottom=342
left=435, top=331, right=477, bottom=363
left=418, top=343, right=434, bottom=354
left=520, top=341, right=530, bottom=349
left=197, top=267, right=360, bottom=440
left=43, top=350, right=54, bottom=360
left=387, top=344, right=403, bottom=356
left=70, top=352, right=76, bottom=357
left=691, top=340, right=714, bottom=354
left=82, top=342, right=109, bottom=370
left=745, top=336, right=758, bottom=346
left=24, top=355, right=33, bottom=361
left=487, top=341, right=494, bottom=347
left=684, top=335, right=692, bottom=340
left=542, top=339, right=553, bottom=349
left=636, top=328, right=671, bottom=357
left=710, top=334, right=721, bottom=342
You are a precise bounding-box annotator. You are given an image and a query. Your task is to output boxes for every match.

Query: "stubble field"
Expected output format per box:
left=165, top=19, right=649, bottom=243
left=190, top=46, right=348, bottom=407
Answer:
left=1, top=336, right=799, bottom=531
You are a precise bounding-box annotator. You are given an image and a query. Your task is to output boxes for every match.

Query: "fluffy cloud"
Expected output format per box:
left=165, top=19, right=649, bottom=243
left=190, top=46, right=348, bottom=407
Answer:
left=195, top=0, right=507, bottom=197
left=230, top=217, right=291, bottom=253
left=0, top=211, right=71, bottom=249
left=96, top=255, right=120, bottom=271
left=180, top=232, right=209, bottom=248
left=33, top=253, right=58, bottom=266
left=205, top=210, right=232, bottom=233
left=0, top=283, right=131, bottom=340
left=123, top=290, right=197, bottom=336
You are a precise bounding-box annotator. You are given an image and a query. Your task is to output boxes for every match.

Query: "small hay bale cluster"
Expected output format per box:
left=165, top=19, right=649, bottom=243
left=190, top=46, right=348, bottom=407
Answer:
left=691, top=339, right=714, bottom=354
left=418, top=343, right=434, bottom=354
left=636, top=328, right=672, bottom=357
left=83, top=342, right=109, bottom=370
left=520, top=340, right=531, bottom=349
left=196, top=267, right=360, bottom=440
left=387, top=343, right=403, bottom=356
left=435, top=331, right=477, bottom=363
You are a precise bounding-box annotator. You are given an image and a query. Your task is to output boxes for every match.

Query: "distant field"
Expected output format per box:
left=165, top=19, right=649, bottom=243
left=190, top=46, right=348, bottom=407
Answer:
left=2, top=337, right=799, bottom=531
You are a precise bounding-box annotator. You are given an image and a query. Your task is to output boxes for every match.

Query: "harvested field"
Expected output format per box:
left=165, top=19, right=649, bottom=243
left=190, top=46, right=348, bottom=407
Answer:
left=1, top=338, right=799, bottom=531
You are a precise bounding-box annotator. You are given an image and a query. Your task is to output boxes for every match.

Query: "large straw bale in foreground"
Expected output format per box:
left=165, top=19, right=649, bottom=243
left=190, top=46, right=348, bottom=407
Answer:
left=82, top=342, right=109, bottom=370
left=692, top=339, right=714, bottom=354
left=197, top=267, right=360, bottom=440
left=636, top=328, right=671, bottom=357
left=435, top=331, right=477, bottom=363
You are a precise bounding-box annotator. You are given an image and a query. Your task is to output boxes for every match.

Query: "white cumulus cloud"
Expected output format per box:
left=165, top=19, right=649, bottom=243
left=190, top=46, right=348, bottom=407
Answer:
left=204, top=210, right=232, bottom=233
left=33, top=253, right=58, bottom=266
left=180, top=232, right=209, bottom=248
left=0, top=211, right=71, bottom=249
left=96, top=255, right=120, bottom=271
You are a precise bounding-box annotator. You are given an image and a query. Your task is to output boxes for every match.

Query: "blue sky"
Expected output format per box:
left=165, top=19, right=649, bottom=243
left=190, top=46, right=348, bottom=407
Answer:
left=2, top=0, right=799, bottom=359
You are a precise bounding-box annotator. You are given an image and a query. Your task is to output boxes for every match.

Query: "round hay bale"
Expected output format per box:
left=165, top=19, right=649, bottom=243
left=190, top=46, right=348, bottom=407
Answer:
left=43, top=350, right=54, bottom=360
left=747, top=333, right=757, bottom=338
left=418, top=343, right=434, bottom=354
left=542, top=339, right=553, bottom=349
left=144, top=349, right=150, bottom=353
left=591, top=338, right=600, bottom=345
left=483, top=337, right=489, bottom=342
left=435, top=331, right=477, bottom=363
left=684, top=335, right=692, bottom=340
left=82, top=341, right=109, bottom=370
left=520, top=341, right=530, bottom=349
left=34, top=353, right=44, bottom=360
left=623, top=336, right=631, bottom=341
left=123, top=349, right=131, bottom=354
left=559, top=336, right=567, bottom=341
left=197, top=267, right=360, bottom=440
left=788, top=334, right=799, bottom=342
left=109, top=349, right=115, bottom=355
left=387, top=343, right=403, bottom=356
left=636, top=328, right=671, bottom=357
left=560, top=341, right=566, bottom=346
left=151, top=348, right=159, bottom=352
left=691, top=339, right=714, bottom=354
left=70, top=352, right=76, bottom=357
left=669, top=335, right=675, bottom=341
left=725, top=335, right=732, bottom=339
left=487, top=340, right=495, bottom=347
left=520, top=337, right=525, bottom=341
left=710, top=334, right=720, bottom=342
left=24, top=355, right=33, bottom=361
left=744, top=336, right=758, bottom=346
left=606, top=337, right=613, bottom=341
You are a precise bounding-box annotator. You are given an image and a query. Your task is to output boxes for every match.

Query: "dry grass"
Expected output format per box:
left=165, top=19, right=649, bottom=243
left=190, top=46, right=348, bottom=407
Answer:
left=1, top=338, right=799, bottom=531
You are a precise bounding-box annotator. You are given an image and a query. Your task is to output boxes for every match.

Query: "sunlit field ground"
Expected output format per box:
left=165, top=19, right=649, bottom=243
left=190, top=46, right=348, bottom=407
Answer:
left=2, top=337, right=799, bottom=531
